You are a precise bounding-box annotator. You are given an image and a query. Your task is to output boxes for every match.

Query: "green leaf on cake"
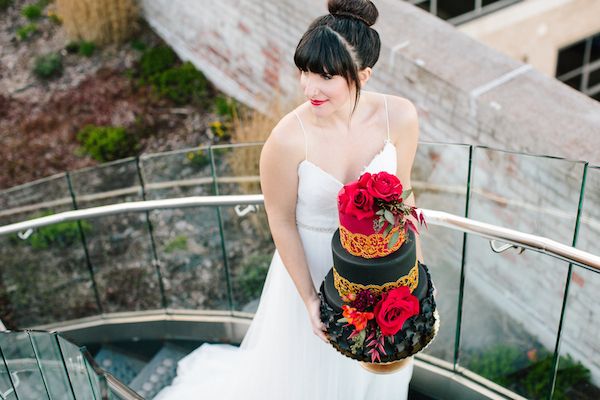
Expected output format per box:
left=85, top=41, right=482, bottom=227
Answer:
left=383, top=224, right=393, bottom=237
left=337, top=317, right=348, bottom=323
left=388, top=231, right=400, bottom=249
left=384, top=209, right=395, bottom=224
left=350, top=329, right=367, bottom=354
left=401, top=188, right=413, bottom=201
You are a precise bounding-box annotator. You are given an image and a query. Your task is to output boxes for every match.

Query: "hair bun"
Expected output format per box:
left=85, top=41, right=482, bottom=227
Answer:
left=328, top=0, right=378, bottom=26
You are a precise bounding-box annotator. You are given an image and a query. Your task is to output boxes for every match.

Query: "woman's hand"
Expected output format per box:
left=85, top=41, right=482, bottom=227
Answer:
left=306, top=295, right=329, bottom=343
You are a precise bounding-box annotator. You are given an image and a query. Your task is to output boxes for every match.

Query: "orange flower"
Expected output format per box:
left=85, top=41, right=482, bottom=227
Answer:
left=341, top=292, right=357, bottom=302
left=342, top=305, right=374, bottom=332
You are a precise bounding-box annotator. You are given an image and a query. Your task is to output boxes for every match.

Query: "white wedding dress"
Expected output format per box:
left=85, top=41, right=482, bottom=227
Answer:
left=155, top=95, right=413, bottom=400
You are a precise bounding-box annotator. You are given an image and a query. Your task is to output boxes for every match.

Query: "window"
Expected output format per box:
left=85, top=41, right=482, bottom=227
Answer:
left=556, top=33, right=600, bottom=102
left=405, top=0, right=522, bottom=25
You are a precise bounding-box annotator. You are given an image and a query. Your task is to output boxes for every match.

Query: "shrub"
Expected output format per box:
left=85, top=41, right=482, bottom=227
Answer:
left=78, top=41, right=96, bottom=57
left=210, top=120, right=229, bottom=140
left=33, top=53, right=63, bottom=79
left=138, top=45, right=176, bottom=81
left=16, top=23, right=38, bottom=40
left=65, top=41, right=79, bottom=53
left=164, top=235, right=188, bottom=253
left=76, top=125, right=138, bottom=162
left=150, top=62, right=208, bottom=105
left=48, top=12, right=61, bottom=25
left=65, top=41, right=96, bottom=56
left=22, top=4, right=42, bottom=20
left=185, top=148, right=211, bottom=169
left=21, top=212, right=92, bottom=250
left=467, top=345, right=592, bottom=399
left=0, top=0, right=13, bottom=12
left=130, top=38, right=146, bottom=52
left=214, top=95, right=238, bottom=120
left=235, top=253, right=271, bottom=305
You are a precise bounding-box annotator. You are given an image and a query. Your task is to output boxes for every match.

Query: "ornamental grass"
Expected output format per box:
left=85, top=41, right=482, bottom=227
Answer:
left=56, top=0, right=138, bottom=45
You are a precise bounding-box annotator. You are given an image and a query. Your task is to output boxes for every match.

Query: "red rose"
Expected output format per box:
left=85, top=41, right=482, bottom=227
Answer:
left=344, top=183, right=375, bottom=220
left=357, top=172, right=372, bottom=188
left=366, top=172, right=403, bottom=201
left=338, top=185, right=352, bottom=213
left=373, top=286, right=419, bottom=336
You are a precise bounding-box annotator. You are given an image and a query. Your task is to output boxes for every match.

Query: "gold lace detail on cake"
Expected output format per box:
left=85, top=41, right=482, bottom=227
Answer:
left=339, top=225, right=406, bottom=258
left=333, top=261, right=419, bottom=298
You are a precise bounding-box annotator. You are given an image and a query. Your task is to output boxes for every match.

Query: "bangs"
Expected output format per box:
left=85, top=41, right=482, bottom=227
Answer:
left=294, top=26, right=356, bottom=82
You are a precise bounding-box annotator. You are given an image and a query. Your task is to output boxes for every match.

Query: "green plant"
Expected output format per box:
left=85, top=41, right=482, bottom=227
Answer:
left=78, top=41, right=96, bottom=57
left=149, top=61, right=208, bottom=105
left=0, top=0, right=13, bottom=12
left=210, top=120, right=229, bottom=140
left=522, top=354, right=590, bottom=400
left=185, top=148, right=211, bottom=169
left=466, top=345, right=592, bottom=399
left=76, top=125, right=138, bottom=162
left=48, top=12, right=61, bottom=25
left=64, top=41, right=96, bottom=56
left=16, top=23, right=38, bottom=40
left=164, top=235, right=188, bottom=253
left=33, top=53, right=63, bottom=79
left=130, top=38, right=146, bottom=51
left=138, top=45, right=176, bottom=81
left=65, top=41, right=79, bottom=53
left=20, top=212, right=92, bottom=250
left=214, top=95, right=237, bottom=120
left=235, top=253, right=271, bottom=305
left=22, top=4, right=42, bottom=20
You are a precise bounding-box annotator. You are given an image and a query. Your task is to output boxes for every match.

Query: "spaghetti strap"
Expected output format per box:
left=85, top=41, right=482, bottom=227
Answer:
left=383, top=94, right=390, bottom=142
left=293, top=111, right=308, bottom=161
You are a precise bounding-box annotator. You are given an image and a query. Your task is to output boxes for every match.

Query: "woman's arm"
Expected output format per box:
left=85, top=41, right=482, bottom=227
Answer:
left=390, top=97, right=424, bottom=263
left=259, top=116, right=328, bottom=341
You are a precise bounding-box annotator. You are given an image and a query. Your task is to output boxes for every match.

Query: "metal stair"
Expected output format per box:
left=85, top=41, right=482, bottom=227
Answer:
left=92, top=342, right=188, bottom=399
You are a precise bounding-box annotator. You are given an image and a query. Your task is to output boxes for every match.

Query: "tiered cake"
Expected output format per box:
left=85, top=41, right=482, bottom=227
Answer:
left=319, top=171, right=438, bottom=372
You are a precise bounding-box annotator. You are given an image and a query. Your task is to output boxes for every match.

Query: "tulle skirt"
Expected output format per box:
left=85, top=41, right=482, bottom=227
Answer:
left=154, top=228, right=413, bottom=400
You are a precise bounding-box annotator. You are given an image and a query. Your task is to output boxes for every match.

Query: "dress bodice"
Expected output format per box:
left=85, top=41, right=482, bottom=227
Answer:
left=295, top=140, right=397, bottom=232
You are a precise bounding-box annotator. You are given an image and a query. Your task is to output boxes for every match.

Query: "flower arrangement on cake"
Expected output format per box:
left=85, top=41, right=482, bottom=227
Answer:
left=337, top=171, right=426, bottom=253
left=319, top=171, right=438, bottom=374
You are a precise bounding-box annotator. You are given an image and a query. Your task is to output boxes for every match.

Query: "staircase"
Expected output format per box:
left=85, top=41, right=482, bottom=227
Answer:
left=91, top=342, right=189, bottom=399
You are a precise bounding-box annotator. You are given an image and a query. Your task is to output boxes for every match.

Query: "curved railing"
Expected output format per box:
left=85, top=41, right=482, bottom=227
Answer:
left=0, top=195, right=599, bottom=399
left=0, top=142, right=599, bottom=399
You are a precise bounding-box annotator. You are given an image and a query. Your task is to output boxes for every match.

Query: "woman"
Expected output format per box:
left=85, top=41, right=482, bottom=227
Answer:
left=156, top=0, right=422, bottom=398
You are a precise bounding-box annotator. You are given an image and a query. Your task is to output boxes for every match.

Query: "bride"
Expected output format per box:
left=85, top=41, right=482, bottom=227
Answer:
left=155, top=0, right=423, bottom=398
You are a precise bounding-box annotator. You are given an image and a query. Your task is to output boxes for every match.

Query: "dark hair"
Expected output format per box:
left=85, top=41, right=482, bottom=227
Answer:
left=293, top=0, right=381, bottom=114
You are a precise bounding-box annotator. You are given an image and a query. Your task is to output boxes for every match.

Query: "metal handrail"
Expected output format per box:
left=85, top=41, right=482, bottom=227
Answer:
left=0, top=194, right=598, bottom=272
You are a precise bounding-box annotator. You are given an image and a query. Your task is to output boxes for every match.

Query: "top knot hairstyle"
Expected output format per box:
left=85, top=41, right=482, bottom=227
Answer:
left=294, top=0, right=381, bottom=114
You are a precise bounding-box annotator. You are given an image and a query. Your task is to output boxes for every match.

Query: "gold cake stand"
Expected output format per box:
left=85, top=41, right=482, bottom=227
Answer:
left=359, top=356, right=413, bottom=374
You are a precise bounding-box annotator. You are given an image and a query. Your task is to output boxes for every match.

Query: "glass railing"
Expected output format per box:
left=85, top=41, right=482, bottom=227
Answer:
left=0, top=330, right=141, bottom=399
left=0, top=142, right=599, bottom=399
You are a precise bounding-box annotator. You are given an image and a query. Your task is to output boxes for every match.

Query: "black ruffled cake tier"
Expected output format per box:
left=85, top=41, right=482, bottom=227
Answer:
left=319, top=263, right=437, bottom=364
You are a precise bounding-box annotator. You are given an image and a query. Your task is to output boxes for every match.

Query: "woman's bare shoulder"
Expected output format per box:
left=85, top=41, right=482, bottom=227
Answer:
left=260, top=106, right=307, bottom=166
left=384, top=94, right=419, bottom=142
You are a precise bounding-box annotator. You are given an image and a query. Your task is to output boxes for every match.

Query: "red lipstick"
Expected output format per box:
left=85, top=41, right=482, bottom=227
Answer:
left=310, top=99, right=328, bottom=106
